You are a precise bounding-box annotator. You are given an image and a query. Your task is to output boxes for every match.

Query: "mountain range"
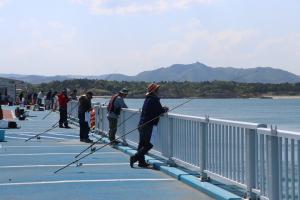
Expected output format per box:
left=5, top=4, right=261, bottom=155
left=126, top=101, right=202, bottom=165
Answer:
left=1, top=62, right=299, bottom=84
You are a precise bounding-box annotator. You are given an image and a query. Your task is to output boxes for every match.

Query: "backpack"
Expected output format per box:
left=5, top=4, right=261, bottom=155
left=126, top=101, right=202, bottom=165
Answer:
left=107, top=94, right=119, bottom=113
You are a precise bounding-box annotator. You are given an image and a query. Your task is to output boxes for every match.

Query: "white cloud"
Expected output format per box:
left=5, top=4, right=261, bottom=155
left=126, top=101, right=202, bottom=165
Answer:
left=253, top=32, right=300, bottom=73
left=48, top=21, right=65, bottom=29
left=71, top=0, right=217, bottom=15
left=18, top=20, right=76, bottom=49
left=122, top=27, right=300, bottom=75
left=0, top=0, right=8, bottom=8
left=0, top=19, right=81, bottom=74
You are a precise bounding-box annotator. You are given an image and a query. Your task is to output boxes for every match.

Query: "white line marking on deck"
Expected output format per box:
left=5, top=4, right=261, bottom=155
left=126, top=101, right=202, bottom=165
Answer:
left=5, top=136, right=29, bottom=140
left=43, top=132, right=79, bottom=138
left=4, top=145, right=92, bottom=148
left=0, top=178, right=174, bottom=186
left=0, top=152, right=120, bottom=156
left=14, top=133, right=67, bottom=140
left=0, top=163, right=128, bottom=168
left=7, top=132, right=79, bottom=138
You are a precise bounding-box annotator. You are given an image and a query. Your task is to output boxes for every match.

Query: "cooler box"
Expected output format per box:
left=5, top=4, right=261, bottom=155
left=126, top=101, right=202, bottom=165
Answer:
left=0, top=129, right=5, bottom=142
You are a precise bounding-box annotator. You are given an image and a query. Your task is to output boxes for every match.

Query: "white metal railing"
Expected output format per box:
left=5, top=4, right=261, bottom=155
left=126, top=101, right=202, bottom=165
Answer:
left=67, top=100, right=79, bottom=122
left=256, top=128, right=300, bottom=200
left=69, top=101, right=300, bottom=200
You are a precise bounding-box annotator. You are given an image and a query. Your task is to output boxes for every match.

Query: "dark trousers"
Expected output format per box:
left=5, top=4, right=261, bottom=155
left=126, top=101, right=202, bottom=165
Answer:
left=108, top=117, right=118, bottom=141
left=80, top=122, right=90, bottom=139
left=79, top=113, right=90, bottom=139
left=59, top=108, right=68, bottom=127
left=134, top=124, right=154, bottom=163
left=37, top=98, right=42, bottom=106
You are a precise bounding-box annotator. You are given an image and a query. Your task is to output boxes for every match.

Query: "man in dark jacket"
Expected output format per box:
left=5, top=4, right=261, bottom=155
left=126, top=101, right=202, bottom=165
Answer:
left=78, top=91, right=93, bottom=143
left=58, top=89, right=70, bottom=128
left=130, top=83, right=168, bottom=168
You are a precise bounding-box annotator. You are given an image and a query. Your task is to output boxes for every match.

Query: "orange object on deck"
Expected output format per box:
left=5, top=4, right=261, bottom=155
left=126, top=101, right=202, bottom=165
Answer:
left=2, top=110, right=14, bottom=120
left=90, top=108, right=95, bottom=129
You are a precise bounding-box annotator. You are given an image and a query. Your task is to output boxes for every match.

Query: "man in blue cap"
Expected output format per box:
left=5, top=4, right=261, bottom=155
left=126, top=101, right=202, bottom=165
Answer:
left=107, top=88, right=128, bottom=145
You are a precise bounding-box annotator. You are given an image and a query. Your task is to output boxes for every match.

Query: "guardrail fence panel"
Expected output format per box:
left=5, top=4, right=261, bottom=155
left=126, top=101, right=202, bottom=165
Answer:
left=67, top=101, right=299, bottom=200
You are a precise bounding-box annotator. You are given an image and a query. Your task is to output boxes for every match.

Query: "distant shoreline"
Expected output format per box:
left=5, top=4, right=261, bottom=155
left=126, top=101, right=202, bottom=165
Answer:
left=260, top=95, right=300, bottom=99
left=91, top=95, right=300, bottom=100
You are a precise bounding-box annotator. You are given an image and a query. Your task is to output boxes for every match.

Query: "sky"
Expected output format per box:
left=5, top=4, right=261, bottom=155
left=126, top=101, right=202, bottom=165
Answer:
left=0, top=0, right=299, bottom=76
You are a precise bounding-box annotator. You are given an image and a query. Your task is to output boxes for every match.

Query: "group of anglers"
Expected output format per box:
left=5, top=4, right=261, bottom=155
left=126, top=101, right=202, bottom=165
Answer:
left=77, top=83, right=169, bottom=168
left=14, top=83, right=168, bottom=168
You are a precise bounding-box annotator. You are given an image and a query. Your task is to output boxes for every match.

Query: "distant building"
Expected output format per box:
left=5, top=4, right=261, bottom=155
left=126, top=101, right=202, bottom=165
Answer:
left=0, top=79, right=16, bottom=104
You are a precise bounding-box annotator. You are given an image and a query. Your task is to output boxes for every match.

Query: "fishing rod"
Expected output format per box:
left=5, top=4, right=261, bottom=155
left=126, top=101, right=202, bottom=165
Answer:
left=74, top=110, right=139, bottom=158
left=76, top=110, right=138, bottom=158
left=42, top=109, right=53, bottom=120
left=25, top=102, right=78, bottom=142
left=54, top=98, right=192, bottom=173
left=24, top=123, right=60, bottom=142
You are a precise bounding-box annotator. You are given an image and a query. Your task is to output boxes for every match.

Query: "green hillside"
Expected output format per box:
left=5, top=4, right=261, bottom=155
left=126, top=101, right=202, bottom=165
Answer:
left=31, top=79, right=300, bottom=98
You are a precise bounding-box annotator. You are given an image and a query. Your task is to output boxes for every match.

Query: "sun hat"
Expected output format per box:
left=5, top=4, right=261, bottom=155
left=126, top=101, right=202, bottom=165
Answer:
left=119, top=88, right=128, bottom=95
left=146, top=83, right=160, bottom=95
left=86, top=91, right=93, bottom=96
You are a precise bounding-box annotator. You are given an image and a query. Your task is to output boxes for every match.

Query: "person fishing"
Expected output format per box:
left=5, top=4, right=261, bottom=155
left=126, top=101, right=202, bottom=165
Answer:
left=54, top=92, right=192, bottom=174
left=107, top=88, right=128, bottom=145
left=57, top=89, right=70, bottom=128
left=78, top=91, right=94, bottom=143
left=130, top=83, right=168, bottom=168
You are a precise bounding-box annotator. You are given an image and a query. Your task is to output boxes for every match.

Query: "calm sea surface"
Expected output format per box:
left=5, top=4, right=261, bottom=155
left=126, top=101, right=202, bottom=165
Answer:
left=94, top=98, right=300, bottom=132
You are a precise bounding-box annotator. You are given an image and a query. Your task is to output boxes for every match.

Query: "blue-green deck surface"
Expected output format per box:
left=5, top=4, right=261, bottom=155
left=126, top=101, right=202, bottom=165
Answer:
left=0, top=107, right=214, bottom=200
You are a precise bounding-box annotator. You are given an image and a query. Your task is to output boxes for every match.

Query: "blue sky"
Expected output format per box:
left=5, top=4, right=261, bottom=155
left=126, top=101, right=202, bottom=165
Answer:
left=0, top=0, right=299, bottom=76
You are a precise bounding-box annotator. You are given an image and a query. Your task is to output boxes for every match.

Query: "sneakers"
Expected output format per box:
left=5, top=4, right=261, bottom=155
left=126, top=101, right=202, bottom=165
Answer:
left=80, top=138, right=93, bottom=143
left=109, top=140, right=120, bottom=145
left=138, top=162, right=150, bottom=168
left=59, top=125, right=71, bottom=129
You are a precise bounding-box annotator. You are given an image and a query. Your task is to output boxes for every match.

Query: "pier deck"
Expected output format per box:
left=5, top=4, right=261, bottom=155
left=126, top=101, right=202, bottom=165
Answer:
left=0, top=107, right=213, bottom=200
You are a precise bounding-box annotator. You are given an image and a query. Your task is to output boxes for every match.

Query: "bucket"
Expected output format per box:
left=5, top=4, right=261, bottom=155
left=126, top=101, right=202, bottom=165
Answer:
left=0, top=129, right=5, bottom=142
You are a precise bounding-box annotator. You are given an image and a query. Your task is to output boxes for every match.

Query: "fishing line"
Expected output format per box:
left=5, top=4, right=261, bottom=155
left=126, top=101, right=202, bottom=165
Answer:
left=25, top=103, right=78, bottom=142
left=54, top=99, right=192, bottom=173
left=74, top=110, right=139, bottom=158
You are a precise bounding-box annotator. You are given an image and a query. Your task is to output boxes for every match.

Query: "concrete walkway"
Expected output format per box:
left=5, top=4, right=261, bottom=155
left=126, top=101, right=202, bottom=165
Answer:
left=0, top=107, right=214, bottom=200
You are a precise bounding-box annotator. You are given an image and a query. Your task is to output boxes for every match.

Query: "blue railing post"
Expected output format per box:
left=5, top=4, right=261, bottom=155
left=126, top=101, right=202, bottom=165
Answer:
left=245, top=128, right=256, bottom=199
left=267, top=126, right=279, bottom=200
left=199, top=116, right=209, bottom=180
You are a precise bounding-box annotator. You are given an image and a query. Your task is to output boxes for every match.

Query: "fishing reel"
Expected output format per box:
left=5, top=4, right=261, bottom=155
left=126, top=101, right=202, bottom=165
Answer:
left=91, top=147, right=96, bottom=152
